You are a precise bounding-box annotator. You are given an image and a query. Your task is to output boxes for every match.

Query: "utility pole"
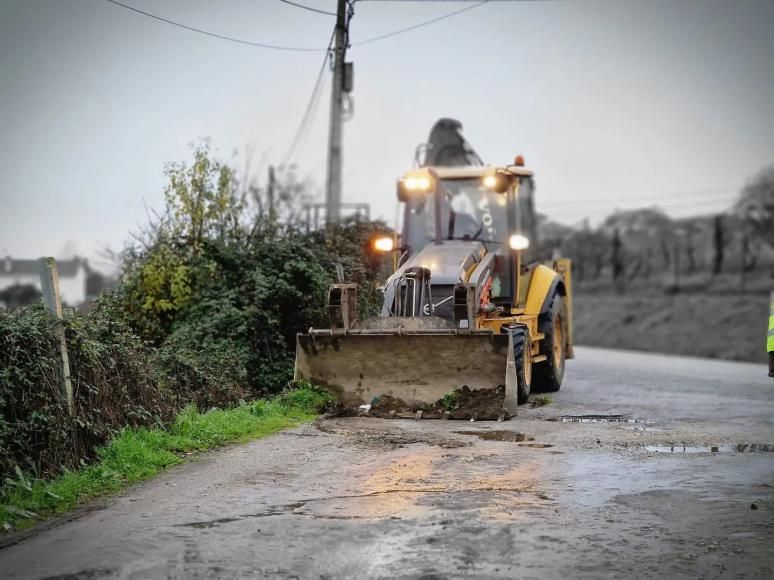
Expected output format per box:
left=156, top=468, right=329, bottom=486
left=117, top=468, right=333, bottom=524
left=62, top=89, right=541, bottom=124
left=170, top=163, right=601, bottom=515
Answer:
left=325, top=0, right=348, bottom=228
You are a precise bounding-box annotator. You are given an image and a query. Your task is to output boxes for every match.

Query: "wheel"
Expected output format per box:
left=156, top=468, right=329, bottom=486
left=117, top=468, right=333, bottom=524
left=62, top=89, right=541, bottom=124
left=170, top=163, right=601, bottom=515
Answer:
left=505, top=324, right=532, bottom=404
left=532, top=293, right=566, bottom=393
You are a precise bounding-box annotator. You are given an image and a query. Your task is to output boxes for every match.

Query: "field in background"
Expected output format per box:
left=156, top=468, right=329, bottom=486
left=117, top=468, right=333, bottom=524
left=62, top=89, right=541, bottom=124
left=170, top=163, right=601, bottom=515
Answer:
left=573, top=292, right=769, bottom=363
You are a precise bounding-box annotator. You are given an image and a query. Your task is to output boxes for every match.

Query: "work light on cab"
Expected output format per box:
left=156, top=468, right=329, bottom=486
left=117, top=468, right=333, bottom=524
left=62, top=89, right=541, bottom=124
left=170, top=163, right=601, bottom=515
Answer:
left=509, top=234, right=530, bottom=251
left=373, top=236, right=394, bottom=253
left=397, top=170, right=434, bottom=201
left=482, top=172, right=509, bottom=194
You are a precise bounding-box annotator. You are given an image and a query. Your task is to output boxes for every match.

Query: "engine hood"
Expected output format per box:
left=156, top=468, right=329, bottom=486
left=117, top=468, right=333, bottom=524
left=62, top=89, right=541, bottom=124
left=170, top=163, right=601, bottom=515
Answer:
left=380, top=240, right=487, bottom=318
left=400, top=240, right=486, bottom=285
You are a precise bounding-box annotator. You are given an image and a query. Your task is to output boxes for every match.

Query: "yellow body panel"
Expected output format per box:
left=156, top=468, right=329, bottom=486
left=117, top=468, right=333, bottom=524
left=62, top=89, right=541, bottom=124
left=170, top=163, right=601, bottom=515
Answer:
left=555, top=258, right=574, bottom=358
left=768, top=292, right=774, bottom=352
left=524, top=264, right=561, bottom=315
left=479, top=259, right=573, bottom=359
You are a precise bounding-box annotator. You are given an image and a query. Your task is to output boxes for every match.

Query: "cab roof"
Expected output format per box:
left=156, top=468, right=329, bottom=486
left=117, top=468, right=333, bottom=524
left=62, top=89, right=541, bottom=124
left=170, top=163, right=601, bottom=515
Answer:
left=429, top=164, right=534, bottom=179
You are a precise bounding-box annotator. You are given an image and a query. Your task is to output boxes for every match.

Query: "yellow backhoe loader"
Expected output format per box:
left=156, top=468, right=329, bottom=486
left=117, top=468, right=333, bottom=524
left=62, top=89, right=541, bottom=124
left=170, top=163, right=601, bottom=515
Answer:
left=295, top=121, right=574, bottom=419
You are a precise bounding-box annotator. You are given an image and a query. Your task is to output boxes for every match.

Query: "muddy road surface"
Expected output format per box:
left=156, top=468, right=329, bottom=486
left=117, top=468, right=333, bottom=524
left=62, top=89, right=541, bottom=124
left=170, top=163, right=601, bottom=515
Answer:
left=1, top=347, right=773, bottom=579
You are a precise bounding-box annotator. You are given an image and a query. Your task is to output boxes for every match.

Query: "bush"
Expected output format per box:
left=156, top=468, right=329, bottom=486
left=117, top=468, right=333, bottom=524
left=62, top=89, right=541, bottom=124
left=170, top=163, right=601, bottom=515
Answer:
left=0, top=293, right=247, bottom=482
left=0, top=304, right=65, bottom=480
left=0, top=144, right=386, bottom=484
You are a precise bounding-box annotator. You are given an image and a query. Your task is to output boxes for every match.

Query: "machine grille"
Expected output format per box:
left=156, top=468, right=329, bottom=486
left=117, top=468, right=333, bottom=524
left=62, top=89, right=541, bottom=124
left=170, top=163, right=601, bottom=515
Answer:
left=428, top=284, right=455, bottom=321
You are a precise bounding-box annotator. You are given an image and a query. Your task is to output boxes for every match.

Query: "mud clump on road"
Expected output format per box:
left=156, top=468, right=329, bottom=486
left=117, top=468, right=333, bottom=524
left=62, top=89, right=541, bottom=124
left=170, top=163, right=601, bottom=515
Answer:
left=367, top=395, right=421, bottom=418
left=443, top=385, right=506, bottom=421
left=368, top=385, right=506, bottom=421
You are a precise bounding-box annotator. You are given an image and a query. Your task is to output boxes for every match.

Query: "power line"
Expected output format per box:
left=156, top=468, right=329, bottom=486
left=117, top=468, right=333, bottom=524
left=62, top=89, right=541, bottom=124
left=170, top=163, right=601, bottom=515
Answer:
left=361, top=1, right=542, bottom=2
left=103, top=0, right=511, bottom=52
left=282, top=31, right=337, bottom=165
left=353, top=0, right=489, bottom=45
left=277, top=0, right=336, bottom=16
left=103, top=0, right=328, bottom=51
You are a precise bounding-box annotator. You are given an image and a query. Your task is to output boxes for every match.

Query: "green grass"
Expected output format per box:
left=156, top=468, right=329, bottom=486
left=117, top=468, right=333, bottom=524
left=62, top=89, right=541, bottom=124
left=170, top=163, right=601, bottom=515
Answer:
left=440, top=391, right=460, bottom=412
left=531, top=395, right=552, bottom=407
left=0, top=385, right=333, bottom=532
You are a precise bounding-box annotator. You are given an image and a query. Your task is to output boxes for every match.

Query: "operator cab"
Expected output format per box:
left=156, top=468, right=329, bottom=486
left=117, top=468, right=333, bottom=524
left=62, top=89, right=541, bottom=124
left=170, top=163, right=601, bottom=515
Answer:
left=397, top=164, right=538, bottom=307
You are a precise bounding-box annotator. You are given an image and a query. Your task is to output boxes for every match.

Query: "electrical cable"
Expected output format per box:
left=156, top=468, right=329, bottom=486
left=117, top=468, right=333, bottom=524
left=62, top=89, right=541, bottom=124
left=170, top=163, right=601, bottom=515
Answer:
left=282, top=30, right=337, bottom=165
left=352, top=0, right=489, bottom=45
left=360, top=1, right=542, bottom=2
left=277, top=0, right=336, bottom=16
left=103, top=0, right=328, bottom=51
left=361, top=1, right=540, bottom=2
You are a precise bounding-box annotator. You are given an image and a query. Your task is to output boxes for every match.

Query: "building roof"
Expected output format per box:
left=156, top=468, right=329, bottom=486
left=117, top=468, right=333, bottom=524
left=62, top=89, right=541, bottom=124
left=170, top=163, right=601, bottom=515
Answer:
left=1, top=257, right=87, bottom=278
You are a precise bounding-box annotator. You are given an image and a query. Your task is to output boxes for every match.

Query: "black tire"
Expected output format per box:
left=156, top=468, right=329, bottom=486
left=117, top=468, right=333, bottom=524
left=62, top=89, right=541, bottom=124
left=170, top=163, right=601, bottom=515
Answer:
left=504, top=324, right=532, bottom=404
left=532, top=293, right=566, bottom=393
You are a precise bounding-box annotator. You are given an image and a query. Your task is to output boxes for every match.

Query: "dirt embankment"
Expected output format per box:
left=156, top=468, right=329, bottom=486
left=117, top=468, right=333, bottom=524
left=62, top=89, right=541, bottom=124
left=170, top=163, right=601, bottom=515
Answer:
left=573, top=293, right=769, bottom=363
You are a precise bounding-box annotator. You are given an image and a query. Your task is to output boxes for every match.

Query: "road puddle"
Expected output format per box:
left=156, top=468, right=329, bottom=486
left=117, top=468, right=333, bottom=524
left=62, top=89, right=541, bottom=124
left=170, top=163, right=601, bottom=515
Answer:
left=40, top=568, right=117, bottom=580
left=180, top=517, right=243, bottom=529
left=559, top=414, right=643, bottom=424
left=453, top=431, right=553, bottom=448
left=645, top=444, right=774, bottom=454
left=454, top=430, right=532, bottom=442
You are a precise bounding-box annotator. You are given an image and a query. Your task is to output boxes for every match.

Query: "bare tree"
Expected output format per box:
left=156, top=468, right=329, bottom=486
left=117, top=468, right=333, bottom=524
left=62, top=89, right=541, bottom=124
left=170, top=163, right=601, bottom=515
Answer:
left=246, top=164, right=314, bottom=228
left=736, top=165, right=774, bottom=247
left=712, top=215, right=725, bottom=275
left=611, top=228, right=624, bottom=293
left=684, top=224, right=697, bottom=275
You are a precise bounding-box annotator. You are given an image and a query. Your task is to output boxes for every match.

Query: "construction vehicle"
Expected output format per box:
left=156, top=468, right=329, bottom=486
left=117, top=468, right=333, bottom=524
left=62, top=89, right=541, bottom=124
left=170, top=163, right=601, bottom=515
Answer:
left=295, top=119, right=574, bottom=418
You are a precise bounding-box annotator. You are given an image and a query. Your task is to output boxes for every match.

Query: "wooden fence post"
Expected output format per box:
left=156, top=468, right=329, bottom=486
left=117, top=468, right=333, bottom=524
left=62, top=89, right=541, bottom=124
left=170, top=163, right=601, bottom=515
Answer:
left=39, top=257, right=74, bottom=416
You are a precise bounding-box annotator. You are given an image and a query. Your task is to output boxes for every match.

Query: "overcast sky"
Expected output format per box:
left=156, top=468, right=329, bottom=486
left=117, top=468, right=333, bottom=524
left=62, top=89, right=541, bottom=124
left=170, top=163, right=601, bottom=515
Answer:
left=1, top=0, right=773, bottom=269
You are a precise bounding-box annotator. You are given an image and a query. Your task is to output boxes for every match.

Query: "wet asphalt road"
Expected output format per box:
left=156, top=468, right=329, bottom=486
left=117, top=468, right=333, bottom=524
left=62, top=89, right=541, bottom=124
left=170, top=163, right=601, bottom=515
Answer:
left=1, top=347, right=773, bottom=579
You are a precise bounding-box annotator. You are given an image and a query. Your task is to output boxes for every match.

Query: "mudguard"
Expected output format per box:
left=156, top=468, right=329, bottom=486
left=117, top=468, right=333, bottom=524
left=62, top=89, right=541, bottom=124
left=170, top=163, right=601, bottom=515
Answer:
left=524, top=264, right=563, bottom=315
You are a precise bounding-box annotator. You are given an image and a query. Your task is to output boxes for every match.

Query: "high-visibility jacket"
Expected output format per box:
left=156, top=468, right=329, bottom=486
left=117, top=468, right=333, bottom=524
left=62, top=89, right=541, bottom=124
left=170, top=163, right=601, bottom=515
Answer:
left=769, top=292, right=774, bottom=353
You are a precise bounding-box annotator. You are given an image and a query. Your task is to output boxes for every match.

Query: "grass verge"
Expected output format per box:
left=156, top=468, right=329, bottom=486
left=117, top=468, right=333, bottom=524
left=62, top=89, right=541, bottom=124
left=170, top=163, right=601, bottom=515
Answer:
left=0, top=384, right=333, bottom=533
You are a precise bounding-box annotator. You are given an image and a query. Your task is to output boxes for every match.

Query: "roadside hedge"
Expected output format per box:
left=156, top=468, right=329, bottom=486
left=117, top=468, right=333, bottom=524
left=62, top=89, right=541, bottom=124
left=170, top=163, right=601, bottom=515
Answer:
left=0, top=144, right=391, bottom=484
left=0, top=296, right=246, bottom=482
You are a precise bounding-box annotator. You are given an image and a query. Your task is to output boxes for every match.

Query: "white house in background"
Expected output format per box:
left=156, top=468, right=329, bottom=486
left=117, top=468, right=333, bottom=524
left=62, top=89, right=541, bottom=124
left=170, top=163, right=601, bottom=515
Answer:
left=0, top=256, right=89, bottom=305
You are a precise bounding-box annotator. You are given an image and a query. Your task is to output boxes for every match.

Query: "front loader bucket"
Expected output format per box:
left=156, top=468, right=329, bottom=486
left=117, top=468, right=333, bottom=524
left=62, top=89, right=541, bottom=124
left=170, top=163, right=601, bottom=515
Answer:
left=294, top=330, right=519, bottom=418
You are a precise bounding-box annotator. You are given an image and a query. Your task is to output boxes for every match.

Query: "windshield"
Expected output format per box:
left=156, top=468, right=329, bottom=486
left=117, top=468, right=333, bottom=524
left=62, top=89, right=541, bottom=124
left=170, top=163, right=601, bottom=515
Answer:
left=403, top=178, right=511, bottom=253
left=402, top=177, right=518, bottom=299
left=437, top=178, right=509, bottom=243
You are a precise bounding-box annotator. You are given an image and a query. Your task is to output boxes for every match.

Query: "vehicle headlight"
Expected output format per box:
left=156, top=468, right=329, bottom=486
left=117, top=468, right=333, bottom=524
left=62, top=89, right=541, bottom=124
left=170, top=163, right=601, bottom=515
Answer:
left=373, top=236, right=395, bottom=253
left=509, top=234, right=530, bottom=251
